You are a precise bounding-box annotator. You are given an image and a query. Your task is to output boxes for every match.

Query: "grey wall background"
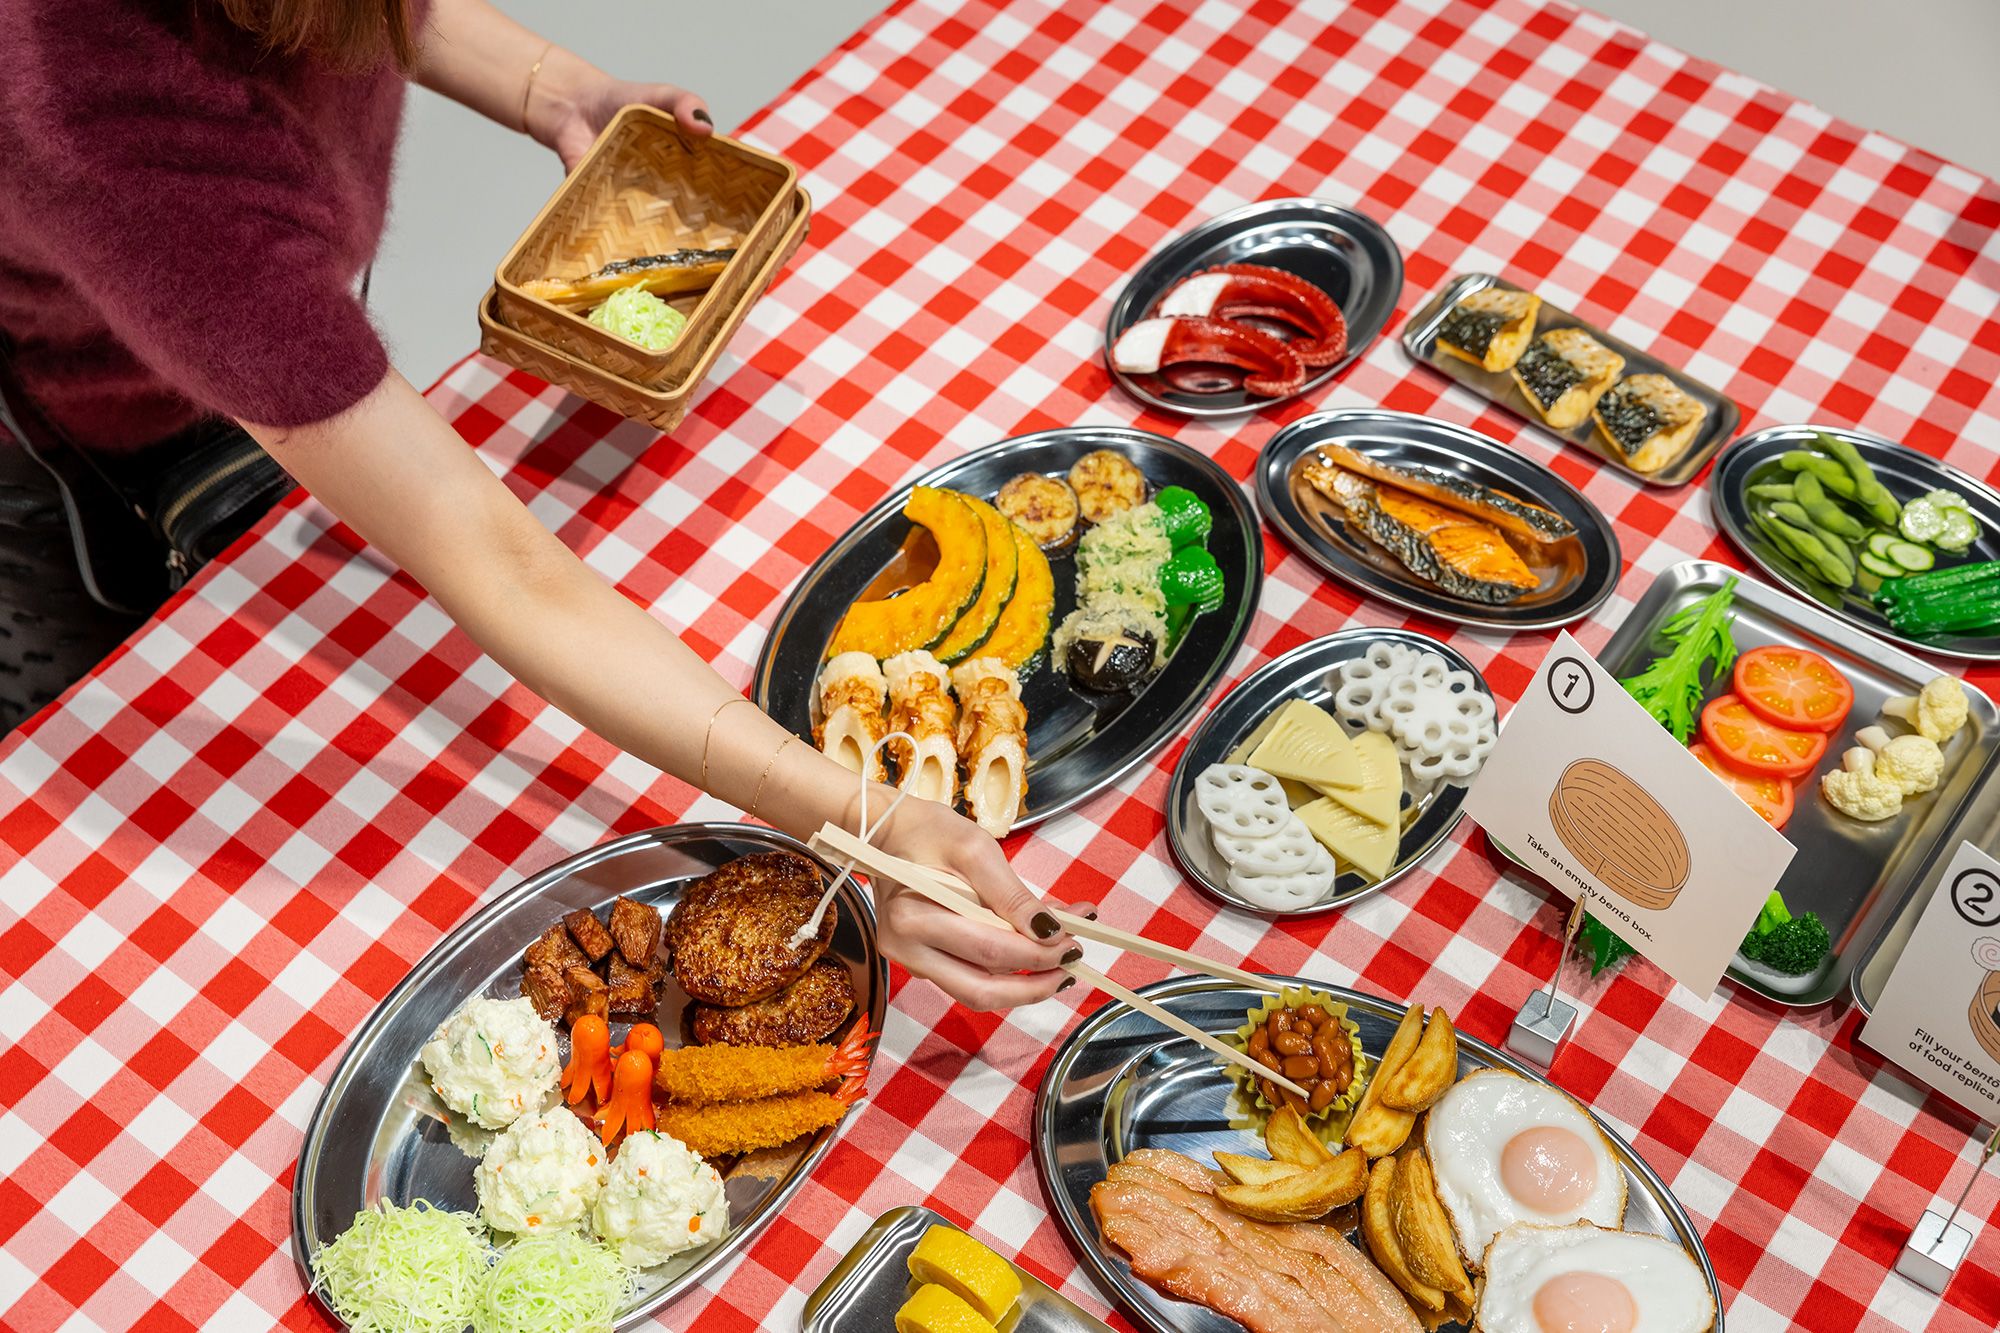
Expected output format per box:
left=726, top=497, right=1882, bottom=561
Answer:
left=372, top=0, right=2000, bottom=389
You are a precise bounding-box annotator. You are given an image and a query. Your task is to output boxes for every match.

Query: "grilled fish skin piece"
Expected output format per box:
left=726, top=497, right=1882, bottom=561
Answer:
left=1436, top=287, right=1540, bottom=372
left=1593, top=372, right=1708, bottom=473
left=520, top=247, right=737, bottom=306
left=1307, top=442, right=1574, bottom=543
left=1511, top=327, right=1623, bottom=429
left=1303, top=463, right=1539, bottom=604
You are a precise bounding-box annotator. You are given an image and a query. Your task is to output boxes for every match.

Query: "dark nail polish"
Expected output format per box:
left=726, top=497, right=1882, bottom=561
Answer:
left=1058, top=976, right=1075, bottom=991
left=693, top=109, right=713, bottom=125
left=1061, top=946, right=1083, bottom=966
left=1085, top=909, right=1099, bottom=920
left=1031, top=912, right=1059, bottom=939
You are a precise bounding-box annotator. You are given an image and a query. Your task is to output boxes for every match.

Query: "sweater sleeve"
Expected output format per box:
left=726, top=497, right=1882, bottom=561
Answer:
left=4, top=1, right=392, bottom=429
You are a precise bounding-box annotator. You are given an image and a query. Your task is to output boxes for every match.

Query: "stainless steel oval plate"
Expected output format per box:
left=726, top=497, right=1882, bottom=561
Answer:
left=1403, top=273, right=1740, bottom=488
left=1712, top=423, right=2000, bottom=662
left=1168, top=629, right=1484, bottom=916
left=1103, top=198, right=1403, bottom=417
left=292, top=824, right=886, bottom=1330
left=755, top=428, right=1264, bottom=831
left=1257, top=408, right=1621, bottom=629
left=1035, top=975, right=1723, bottom=1333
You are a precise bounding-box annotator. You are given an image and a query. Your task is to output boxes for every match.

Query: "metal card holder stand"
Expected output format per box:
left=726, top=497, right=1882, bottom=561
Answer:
left=1897, top=1124, right=1997, bottom=1293
left=1510, top=898, right=1585, bottom=1066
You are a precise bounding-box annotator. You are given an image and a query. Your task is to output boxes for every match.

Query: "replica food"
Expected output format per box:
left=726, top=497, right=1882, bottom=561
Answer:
left=1154, top=262, right=1349, bottom=367
left=1306, top=443, right=1576, bottom=545
left=590, top=1129, right=729, bottom=1267
left=474, top=1108, right=607, bottom=1235
left=1110, top=315, right=1309, bottom=398
left=1476, top=1222, right=1715, bottom=1333
left=1303, top=461, right=1540, bottom=604
left=420, top=995, right=560, bottom=1130
left=519, top=247, right=737, bottom=305
left=668, top=851, right=836, bottom=1007
left=1593, top=373, right=1707, bottom=474
left=688, top=958, right=855, bottom=1047
left=1511, top=328, right=1623, bottom=430
left=1435, top=287, right=1540, bottom=371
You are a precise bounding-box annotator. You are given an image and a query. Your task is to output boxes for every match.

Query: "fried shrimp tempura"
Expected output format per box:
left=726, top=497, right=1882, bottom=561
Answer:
left=655, top=1081, right=865, bottom=1158
left=652, top=1018, right=875, bottom=1106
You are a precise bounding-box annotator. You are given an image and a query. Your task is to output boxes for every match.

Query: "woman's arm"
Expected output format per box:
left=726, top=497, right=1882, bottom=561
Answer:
left=410, top=0, right=711, bottom=168
left=242, top=375, right=1081, bottom=1008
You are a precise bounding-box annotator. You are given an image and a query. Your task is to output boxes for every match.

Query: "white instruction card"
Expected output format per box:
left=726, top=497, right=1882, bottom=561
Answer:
left=1463, top=631, right=1797, bottom=996
left=1861, top=841, right=2000, bottom=1122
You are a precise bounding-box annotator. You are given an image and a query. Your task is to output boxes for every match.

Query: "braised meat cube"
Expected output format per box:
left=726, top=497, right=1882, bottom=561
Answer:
left=607, top=896, right=663, bottom=968
left=606, top=954, right=657, bottom=1020
left=521, top=961, right=574, bottom=1024
left=524, top=924, right=587, bottom=973
left=563, top=966, right=609, bottom=1024
left=563, top=908, right=615, bottom=963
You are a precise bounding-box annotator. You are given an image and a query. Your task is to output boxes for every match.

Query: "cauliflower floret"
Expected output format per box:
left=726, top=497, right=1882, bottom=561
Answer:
left=1856, top=725, right=1944, bottom=795
left=1882, top=676, right=1969, bottom=743
left=1820, top=747, right=1904, bottom=821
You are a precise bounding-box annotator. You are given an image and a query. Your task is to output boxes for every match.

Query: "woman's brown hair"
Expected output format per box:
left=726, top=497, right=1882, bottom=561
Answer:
left=217, top=0, right=417, bottom=71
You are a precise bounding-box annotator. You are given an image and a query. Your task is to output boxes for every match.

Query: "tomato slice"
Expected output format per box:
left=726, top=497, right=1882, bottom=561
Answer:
left=1690, top=742, right=1794, bottom=830
left=1698, top=694, right=1828, bottom=780
left=1731, top=645, right=1853, bottom=733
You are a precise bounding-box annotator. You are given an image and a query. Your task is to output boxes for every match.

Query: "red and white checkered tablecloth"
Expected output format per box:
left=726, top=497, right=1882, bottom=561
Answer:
left=4, top=0, right=1999, bottom=1328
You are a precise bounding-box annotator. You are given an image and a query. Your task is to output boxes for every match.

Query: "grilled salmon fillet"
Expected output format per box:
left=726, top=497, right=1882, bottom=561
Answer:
left=1303, top=462, right=1540, bottom=604
left=1309, top=443, right=1574, bottom=543
left=688, top=958, right=855, bottom=1046
left=1091, top=1149, right=1420, bottom=1333
left=668, top=852, right=836, bottom=1007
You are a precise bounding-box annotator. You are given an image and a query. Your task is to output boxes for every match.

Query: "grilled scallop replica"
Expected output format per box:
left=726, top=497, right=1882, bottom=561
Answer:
left=1511, top=328, right=1624, bottom=429
left=1593, top=373, right=1708, bottom=474
left=1436, top=287, right=1541, bottom=371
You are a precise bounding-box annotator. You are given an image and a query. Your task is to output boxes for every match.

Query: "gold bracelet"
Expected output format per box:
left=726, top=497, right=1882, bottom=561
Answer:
left=521, top=41, right=555, bottom=135
left=698, top=696, right=755, bottom=793
left=748, top=735, right=799, bottom=821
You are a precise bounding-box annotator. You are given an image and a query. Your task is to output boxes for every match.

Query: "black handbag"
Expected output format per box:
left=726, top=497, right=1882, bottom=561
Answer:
left=0, top=341, right=294, bottom=615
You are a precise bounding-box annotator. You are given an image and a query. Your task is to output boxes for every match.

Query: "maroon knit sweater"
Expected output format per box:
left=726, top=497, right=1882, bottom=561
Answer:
left=0, top=0, right=408, bottom=451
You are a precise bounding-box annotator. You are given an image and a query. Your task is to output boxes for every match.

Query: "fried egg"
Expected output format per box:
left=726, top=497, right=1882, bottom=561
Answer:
left=1424, top=1068, right=1625, bottom=1265
left=1476, top=1222, right=1714, bottom=1333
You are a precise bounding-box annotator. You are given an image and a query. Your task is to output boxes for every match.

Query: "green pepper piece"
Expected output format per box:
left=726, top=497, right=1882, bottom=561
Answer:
left=1161, top=546, right=1224, bottom=606
left=1154, top=486, right=1213, bottom=548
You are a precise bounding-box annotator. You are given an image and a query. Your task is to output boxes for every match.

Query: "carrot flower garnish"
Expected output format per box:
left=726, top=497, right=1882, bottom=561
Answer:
left=598, top=1050, right=657, bottom=1146
left=562, top=1016, right=613, bottom=1107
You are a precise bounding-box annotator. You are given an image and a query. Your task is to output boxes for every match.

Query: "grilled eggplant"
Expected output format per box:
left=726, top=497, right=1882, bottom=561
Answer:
left=1308, top=442, right=1574, bottom=544
left=1303, top=463, right=1540, bottom=604
left=1437, top=287, right=1541, bottom=371
left=520, top=248, right=737, bottom=306
left=1592, top=373, right=1707, bottom=473
left=1511, top=328, right=1623, bottom=429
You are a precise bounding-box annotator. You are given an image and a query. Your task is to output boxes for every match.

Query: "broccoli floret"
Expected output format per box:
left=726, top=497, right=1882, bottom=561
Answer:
left=1739, top=892, right=1831, bottom=975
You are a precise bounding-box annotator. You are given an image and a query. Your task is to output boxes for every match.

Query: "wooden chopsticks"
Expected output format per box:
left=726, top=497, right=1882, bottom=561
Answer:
left=809, top=823, right=1307, bottom=1099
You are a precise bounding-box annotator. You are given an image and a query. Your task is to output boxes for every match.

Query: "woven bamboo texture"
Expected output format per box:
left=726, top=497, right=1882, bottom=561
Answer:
left=481, top=189, right=810, bottom=431
left=495, top=105, right=797, bottom=386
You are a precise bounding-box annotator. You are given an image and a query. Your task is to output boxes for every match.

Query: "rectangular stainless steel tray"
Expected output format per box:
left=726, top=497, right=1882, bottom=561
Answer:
left=802, top=1205, right=1113, bottom=1333
left=1401, top=273, right=1740, bottom=487
left=1853, top=744, right=2000, bottom=1015
left=1497, top=562, right=1997, bottom=1007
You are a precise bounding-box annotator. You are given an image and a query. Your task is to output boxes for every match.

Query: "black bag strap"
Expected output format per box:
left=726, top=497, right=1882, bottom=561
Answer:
left=0, top=337, right=169, bottom=614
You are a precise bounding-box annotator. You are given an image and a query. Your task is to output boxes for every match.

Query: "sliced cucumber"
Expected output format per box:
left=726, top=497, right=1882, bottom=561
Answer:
left=1938, top=507, right=1982, bottom=553
left=1859, top=551, right=1904, bottom=579
left=1885, top=539, right=1935, bottom=571
left=1923, top=488, right=1975, bottom=515
left=1866, top=531, right=1903, bottom=559
left=1899, top=498, right=1946, bottom=544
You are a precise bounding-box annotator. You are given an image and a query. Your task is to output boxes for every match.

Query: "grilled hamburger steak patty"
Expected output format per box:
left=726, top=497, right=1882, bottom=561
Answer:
left=668, top=851, right=836, bottom=1006
left=689, top=959, right=856, bottom=1046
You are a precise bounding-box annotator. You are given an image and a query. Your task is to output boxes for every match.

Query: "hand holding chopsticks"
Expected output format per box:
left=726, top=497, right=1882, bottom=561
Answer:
left=809, top=822, right=1308, bottom=1099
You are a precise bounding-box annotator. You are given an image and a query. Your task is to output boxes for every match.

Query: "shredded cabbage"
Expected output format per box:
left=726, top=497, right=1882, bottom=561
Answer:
left=310, top=1198, right=490, bottom=1333
left=472, top=1231, right=632, bottom=1333
left=587, top=288, right=688, bottom=351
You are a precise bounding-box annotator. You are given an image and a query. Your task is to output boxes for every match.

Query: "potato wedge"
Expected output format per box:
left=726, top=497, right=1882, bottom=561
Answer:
left=1359, top=1156, right=1445, bottom=1313
left=1215, top=1147, right=1368, bottom=1222
left=1388, top=1145, right=1473, bottom=1302
left=1213, top=1151, right=1302, bottom=1187
left=1264, top=1105, right=1335, bottom=1168
left=1346, top=1003, right=1423, bottom=1158
left=1380, top=1007, right=1459, bottom=1113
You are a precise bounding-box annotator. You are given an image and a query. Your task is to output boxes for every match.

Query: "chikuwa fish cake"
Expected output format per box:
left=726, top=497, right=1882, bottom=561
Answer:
left=1436, top=287, right=1541, bottom=372
left=1592, top=373, right=1707, bottom=474
left=1511, top=328, right=1623, bottom=430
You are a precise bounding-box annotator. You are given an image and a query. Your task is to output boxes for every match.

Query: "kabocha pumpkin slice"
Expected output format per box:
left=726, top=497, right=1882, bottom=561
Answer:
left=826, top=488, right=987, bottom=659
left=975, top=521, right=1055, bottom=670
left=934, top=495, right=1020, bottom=662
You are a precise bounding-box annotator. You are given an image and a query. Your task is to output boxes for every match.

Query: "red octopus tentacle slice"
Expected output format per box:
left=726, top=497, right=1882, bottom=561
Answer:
left=1156, top=263, right=1348, bottom=367
left=1155, top=317, right=1307, bottom=398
